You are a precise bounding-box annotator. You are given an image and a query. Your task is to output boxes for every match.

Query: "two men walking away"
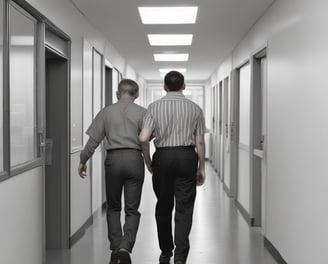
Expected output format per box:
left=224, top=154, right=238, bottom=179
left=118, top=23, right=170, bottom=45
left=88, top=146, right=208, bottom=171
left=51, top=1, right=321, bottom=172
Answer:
left=78, top=71, right=206, bottom=264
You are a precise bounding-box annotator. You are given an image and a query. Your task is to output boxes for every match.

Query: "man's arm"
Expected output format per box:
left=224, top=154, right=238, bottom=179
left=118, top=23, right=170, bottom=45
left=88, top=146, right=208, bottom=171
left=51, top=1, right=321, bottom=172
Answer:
left=78, top=137, right=100, bottom=178
left=195, top=134, right=206, bottom=186
left=139, top=127, right=153, bottom=173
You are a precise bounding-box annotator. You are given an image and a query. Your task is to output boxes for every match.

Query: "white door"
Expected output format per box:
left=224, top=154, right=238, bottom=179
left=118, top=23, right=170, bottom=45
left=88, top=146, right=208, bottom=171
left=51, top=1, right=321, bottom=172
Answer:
left=237, top=63, right=251, bottom=214
left=92, top=49, right=103, bottom=214
left=223, top=77, right=231, bottom=189
left=260, top=57, right=268, bottom=232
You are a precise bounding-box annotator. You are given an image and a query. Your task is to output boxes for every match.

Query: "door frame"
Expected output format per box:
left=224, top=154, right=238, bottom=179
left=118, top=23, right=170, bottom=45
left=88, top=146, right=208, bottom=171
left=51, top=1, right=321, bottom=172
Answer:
left=232, top=59, right=255, bottom=225
left=43, top=27, right=71, bottom=248
left=250, top=47, right=267, bottom=227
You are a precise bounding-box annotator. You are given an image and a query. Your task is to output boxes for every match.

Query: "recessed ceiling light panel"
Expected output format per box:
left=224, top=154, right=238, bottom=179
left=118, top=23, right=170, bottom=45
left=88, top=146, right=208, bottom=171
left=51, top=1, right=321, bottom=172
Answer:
left=154, top=54, right=189, bottom=61
left=138, top=7, right=198, bottom=24
left=148, top=34, right=193, bottom=46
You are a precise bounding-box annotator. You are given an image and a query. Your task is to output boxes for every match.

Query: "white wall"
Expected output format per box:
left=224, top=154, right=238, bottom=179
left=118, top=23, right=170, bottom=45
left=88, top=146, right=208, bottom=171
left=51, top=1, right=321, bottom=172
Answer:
left=207, top=0, right=328, bottom=263
left=0, top=169, right=43, bottom=264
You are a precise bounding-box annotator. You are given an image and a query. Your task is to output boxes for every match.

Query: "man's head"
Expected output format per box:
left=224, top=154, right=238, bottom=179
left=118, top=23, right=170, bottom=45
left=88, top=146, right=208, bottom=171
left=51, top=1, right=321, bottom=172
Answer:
left=117, top=79, right=139, bottom=100
left=164, top=71, right=185, bottom=92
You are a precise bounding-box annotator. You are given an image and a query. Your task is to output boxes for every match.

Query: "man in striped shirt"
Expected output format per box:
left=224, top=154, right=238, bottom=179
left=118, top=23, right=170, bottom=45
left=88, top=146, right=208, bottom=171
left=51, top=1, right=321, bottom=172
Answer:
left=139, top=71, right=206, bottom=264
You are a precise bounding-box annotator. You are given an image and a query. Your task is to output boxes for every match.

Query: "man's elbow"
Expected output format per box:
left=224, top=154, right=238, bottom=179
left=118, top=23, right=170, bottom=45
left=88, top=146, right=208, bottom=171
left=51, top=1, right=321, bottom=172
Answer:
left=139, top=133, right=149, bottom=144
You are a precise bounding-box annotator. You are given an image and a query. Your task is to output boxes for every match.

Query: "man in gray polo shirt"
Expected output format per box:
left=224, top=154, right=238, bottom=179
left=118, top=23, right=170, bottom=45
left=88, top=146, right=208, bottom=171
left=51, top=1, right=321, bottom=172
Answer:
left=78, top=79, right=147, bottom=264
left=139, top=71, right=206, bottom=264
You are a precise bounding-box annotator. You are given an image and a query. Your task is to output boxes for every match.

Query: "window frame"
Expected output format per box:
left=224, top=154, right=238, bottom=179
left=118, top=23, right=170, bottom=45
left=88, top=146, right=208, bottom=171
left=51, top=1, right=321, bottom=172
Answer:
left=0, top=0, right=71, bottom=181
left=0, top=0, right=10, bottom=182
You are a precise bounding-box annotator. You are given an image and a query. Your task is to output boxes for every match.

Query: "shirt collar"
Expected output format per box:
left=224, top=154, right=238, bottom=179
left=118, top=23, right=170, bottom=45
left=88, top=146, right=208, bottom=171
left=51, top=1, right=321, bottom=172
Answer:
left=164, top=91, right=185, bottom=98
left=118, top=98, right=134, bottom=103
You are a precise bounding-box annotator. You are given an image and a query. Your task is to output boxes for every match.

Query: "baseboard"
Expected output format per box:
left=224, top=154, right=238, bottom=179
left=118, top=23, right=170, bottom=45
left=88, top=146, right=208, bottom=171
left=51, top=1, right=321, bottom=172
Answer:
left=234, top=199, right=254, bottom=226
left=70, top=202, right=107, bottom=247
left=70, top=215, right=93, bottom=247
left=223, top=182, right=233, bottom=198
left=264, top=237, right=287, bottom=264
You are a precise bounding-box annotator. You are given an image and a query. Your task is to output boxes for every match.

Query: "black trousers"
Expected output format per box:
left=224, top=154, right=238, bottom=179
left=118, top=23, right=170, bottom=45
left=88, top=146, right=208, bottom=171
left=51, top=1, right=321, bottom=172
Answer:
left=152, top=147, right=198, bottom=262
left=104, top=149, right=144, bottom=252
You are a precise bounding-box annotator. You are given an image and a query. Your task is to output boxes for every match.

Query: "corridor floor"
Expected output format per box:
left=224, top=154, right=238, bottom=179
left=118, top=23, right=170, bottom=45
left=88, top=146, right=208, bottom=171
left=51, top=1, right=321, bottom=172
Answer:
left=46, top=162, right=277, bottom=264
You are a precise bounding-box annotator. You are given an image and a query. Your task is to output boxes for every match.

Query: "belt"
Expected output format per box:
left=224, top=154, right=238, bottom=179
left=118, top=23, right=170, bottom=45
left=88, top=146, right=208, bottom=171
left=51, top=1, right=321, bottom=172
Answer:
left=107, top=148, right=141, bottom=153
left=156, top=146, right=194, bottom=150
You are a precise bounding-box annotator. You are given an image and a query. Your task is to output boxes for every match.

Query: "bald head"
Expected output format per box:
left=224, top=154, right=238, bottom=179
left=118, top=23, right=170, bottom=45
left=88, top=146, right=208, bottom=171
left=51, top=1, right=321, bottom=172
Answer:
left=117, top=79, right=139, bottom=99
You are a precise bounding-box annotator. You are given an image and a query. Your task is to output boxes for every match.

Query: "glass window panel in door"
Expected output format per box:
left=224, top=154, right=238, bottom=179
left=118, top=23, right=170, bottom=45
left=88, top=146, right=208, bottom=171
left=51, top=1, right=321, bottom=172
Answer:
left=239, top=64, right=251, bottom=146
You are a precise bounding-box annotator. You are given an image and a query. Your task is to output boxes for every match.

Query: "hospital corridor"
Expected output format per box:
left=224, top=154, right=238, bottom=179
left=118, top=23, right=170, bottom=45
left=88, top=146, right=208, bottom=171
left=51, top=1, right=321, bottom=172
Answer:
left=0, top=0, right=327, bottom=264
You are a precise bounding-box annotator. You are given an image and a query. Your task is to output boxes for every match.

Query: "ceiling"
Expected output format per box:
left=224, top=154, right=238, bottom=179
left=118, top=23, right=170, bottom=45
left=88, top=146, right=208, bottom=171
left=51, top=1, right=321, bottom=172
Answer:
left=72, top=0, right=274, bottom=82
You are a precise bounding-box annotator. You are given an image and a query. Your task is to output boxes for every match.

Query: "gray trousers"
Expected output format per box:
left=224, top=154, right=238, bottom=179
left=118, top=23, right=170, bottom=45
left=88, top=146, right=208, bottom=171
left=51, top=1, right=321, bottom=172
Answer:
left=104, top=149, right=144, bottom=252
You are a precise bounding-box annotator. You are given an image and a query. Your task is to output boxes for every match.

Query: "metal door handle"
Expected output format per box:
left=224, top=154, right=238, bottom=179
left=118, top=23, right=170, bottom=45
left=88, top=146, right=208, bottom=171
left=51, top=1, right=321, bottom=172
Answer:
left=254, top=149, right=265, bottom=159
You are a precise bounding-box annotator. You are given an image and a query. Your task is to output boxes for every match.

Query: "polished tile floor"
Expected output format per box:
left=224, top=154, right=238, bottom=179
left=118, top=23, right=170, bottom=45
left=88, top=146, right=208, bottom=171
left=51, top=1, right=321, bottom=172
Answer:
left=46, top=162, right=277, bottom=264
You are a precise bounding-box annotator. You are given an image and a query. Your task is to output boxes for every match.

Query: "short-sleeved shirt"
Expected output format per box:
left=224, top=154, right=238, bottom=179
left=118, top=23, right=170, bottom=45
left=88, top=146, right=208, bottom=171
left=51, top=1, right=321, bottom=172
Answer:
left=143, top=91, right=206, bottom=148
left=87, top=99, right=147, bottom=150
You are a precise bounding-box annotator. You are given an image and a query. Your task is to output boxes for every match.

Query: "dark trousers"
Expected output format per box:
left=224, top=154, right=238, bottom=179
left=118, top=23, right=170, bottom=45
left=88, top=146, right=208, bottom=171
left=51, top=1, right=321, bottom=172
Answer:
left=104, top=149, right=144, bottom=252
left=152, top=147, right=198, bottom=262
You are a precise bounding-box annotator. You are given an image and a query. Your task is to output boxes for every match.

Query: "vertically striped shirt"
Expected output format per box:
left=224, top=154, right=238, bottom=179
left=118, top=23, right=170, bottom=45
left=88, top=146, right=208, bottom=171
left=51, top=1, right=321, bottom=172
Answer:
left=143, top=91, right=206, bottom=147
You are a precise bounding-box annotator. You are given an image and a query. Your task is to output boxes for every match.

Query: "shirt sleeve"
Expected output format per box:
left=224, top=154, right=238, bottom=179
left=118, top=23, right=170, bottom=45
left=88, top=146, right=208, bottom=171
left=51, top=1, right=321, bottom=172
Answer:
left=142, top=108, right=155, bottom=130
left=86, top=110, right=106, bottom=143
left=80, top=137, right=100, bottom=164
left=138, top=108, right=147, bottom=132
left=194, top=110, right=206, bottom=136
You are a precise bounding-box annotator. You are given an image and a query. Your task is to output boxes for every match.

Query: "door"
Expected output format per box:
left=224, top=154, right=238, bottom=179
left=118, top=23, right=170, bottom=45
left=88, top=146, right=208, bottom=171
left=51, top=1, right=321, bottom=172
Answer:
left=251, top=50, right=268, bottom=229
left=45, top=46, right=70, bottom=249
left=260, top=57, right=268, bottom=231
left=211, top=85, right=218, bottom=170
left=102, top=65, right=113, bottom=204
left=223, top=76, right=231, bottom=189
left=44, top=29, right=70, bottom=249
left=91, top=49, right=103, bottom=214
left=236, top=63, right=251, bottom=219
left=218, top=82, right=223, bottom=179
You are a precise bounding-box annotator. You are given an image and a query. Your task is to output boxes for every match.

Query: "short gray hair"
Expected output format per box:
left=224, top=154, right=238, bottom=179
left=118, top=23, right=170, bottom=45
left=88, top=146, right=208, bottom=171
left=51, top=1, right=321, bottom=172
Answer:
left=118, top=79, right=139, bottom=96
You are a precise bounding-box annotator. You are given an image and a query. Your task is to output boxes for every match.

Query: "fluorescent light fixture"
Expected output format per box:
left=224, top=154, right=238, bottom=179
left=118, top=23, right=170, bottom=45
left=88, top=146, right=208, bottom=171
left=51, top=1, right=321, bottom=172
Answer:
left=154, top=53, right=189, bottom=61
left=138, top=6, right=198, bottom=24
left=148, top=34, right=193, bottom=46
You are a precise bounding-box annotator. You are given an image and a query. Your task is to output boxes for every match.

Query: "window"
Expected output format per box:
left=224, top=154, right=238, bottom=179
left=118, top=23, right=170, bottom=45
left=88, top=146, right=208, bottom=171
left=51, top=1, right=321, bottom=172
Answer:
left=239, top=63, right=251, bottom=146
left=93, top=50, right=102, bottom=117
left=9, top=5, right=37, bottom=166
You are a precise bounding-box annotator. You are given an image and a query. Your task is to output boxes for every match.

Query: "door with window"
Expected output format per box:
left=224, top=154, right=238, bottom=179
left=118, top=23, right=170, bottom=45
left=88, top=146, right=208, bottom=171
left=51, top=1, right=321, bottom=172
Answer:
left=236, top=63, right=251, bottom=218
left=251, top=50, right=268, bottom=229
left=223, top=76, right=231, bottom=189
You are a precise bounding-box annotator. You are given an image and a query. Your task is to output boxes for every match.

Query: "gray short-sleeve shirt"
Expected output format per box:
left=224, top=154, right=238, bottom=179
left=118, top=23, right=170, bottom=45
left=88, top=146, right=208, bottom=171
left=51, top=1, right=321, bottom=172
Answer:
left=87, top=99, right=147, bottom=150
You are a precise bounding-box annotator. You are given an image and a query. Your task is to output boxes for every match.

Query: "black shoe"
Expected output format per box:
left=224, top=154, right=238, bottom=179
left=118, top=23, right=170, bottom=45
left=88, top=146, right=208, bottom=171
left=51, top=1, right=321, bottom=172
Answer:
left=116, top=250, right=131, bottom=264
left=174, top=261, right=186, bottom=264
left=159, top=251, right=173, bottom=264
left=109, top=250, right=119, bottom=264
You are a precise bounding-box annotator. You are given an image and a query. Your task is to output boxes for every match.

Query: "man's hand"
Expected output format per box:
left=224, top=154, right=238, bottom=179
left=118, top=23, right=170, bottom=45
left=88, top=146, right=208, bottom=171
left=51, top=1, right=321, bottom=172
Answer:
left=78, top=163, right=87, bottom=178
left=196, top=168, right=205, bottom=186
